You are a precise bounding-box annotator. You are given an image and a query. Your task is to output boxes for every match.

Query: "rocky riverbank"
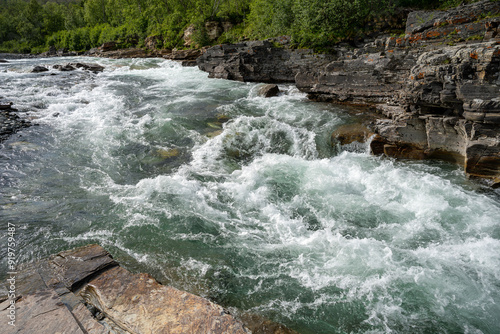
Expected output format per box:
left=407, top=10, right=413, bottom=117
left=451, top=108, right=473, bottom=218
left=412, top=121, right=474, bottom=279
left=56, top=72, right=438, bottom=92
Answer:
left=197, top=0, right=500, bottom=187
left=0, top=244, right=297, bottom=334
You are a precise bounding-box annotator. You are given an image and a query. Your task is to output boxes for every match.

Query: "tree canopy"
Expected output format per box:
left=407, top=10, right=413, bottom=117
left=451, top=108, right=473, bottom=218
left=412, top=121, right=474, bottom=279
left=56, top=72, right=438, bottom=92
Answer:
left=0, top=0, right=479, bottom=53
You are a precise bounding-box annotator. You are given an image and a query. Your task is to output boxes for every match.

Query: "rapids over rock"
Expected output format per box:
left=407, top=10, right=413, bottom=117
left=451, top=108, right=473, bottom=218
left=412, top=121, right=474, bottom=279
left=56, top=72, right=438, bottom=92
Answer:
left=1, top=56, right=500, bottom=334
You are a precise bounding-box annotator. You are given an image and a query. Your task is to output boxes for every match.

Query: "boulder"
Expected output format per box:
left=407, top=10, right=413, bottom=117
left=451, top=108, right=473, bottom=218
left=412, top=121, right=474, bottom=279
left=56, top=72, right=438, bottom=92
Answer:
left=205, top=21, right=223, bottom=41
left=0, top=102, right=13, bottom=110
left=80, top=266, right=250, bottom=334
left=70, top=62, right=105, bottom=73
left=166, top=48, right=202, bottom=61
left=258, top=84, right=280, bottom=97
left=31, top=65, right=49, bottom=73
left=0, top=102, right=31, bottom=143
left=53, top=64, right=76, bottom=71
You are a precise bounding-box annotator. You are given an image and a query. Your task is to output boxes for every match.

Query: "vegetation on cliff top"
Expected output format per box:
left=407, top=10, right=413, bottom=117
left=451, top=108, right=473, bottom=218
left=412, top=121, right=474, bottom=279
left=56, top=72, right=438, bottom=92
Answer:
left=0, top=0, right=483, bottom=53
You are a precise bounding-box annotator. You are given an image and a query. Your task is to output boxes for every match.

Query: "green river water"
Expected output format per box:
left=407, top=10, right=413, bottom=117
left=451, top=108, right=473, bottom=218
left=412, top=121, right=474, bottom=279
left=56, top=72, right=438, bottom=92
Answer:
left=1, top=57, right=500, bottom=333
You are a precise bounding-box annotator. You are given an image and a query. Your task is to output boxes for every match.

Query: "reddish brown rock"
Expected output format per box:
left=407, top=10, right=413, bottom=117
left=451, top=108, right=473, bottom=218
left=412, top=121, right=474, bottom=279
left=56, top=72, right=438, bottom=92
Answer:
left=332, top=123, right=374, bottom=145
left=80, top=266, right=250, bottom=334
left=0, top=244, right=257, bottom=334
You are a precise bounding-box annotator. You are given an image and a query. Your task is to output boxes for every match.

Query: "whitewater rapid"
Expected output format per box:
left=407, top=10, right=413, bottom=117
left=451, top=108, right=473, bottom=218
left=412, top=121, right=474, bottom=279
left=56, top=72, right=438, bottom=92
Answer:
left=1, top=57, right=499, bottom=334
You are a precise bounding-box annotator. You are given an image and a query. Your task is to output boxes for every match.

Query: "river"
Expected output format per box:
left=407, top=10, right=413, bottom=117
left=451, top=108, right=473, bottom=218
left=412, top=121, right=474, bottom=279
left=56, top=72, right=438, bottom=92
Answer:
left=1, top=57, right=500, bottom=334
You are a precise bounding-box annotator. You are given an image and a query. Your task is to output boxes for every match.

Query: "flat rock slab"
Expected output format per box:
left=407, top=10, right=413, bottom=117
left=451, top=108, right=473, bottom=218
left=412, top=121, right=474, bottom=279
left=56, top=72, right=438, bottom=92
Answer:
left=49, top=243, right=118, bottom=291
left=80, top=266, right=250, bottom=334
left=0, top=289, right=85, bottom=334
left=0, top=244, right=255, bottom=334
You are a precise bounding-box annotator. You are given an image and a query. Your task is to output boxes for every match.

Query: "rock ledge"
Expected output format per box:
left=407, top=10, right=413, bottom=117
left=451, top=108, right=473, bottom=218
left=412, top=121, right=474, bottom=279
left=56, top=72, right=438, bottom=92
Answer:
left=0, top=244, right=250, bottom=334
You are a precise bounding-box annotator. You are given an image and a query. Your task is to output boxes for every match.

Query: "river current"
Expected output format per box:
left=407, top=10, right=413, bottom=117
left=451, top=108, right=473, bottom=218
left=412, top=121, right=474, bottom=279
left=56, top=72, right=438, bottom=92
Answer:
left=1, top=57, right=500, bottom=333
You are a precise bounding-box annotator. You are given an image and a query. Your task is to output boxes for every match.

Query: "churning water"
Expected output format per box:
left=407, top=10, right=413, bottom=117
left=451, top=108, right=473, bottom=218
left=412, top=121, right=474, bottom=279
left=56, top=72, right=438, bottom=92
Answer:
left=1, top=57, right=500, bottom=334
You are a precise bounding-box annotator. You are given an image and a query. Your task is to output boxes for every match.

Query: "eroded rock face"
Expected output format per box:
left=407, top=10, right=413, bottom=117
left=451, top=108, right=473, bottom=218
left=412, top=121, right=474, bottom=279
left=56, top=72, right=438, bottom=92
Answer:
left=197, top=40, right=334, bottom=83
left=196, top=0, right=500, bottom=185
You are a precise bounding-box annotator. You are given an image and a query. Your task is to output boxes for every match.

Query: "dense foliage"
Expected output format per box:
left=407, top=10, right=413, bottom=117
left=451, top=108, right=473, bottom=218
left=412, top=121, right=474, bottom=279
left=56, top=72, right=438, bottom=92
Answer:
left=0, top=0, right=480, bottom=53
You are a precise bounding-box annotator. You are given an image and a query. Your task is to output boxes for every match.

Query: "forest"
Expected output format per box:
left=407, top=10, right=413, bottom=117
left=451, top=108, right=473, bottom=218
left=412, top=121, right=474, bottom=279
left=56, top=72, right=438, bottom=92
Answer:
left=0, top=0, right=479, bottom=53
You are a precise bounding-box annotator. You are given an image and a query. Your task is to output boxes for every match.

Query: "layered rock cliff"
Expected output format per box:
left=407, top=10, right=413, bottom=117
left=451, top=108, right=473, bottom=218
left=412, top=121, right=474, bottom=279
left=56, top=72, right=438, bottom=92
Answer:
left=197, top=0, right=500, bottom=186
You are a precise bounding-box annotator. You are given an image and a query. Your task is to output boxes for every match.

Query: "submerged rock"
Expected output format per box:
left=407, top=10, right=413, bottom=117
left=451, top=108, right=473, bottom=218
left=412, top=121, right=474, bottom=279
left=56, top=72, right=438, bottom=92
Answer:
left=156, top=147, right=180, bottom=159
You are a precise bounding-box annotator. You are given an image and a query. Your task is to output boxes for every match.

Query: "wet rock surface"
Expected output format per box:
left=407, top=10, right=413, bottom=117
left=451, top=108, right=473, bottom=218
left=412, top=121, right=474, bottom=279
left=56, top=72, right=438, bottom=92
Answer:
left=0, top=244, right=295, bottom=334
left=258, top=84, right=280, bottom=97
left=197, top=0, right=500, bottom=186
left=0, top=103, right=31, bottom=143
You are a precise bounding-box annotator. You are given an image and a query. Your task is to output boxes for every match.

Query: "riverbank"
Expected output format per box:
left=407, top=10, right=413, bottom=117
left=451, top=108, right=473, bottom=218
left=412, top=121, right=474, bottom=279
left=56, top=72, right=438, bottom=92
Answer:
left=0, top=244, right=297, bottom=334
left=196, top=0, right=500, bottom=187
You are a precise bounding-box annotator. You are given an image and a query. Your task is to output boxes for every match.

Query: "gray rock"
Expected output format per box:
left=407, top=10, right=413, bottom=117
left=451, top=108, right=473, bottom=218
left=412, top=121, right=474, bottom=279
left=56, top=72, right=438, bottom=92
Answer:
left=258, top=84, right=280, bottom=97
left=31, top=65, right=49, bottom=73
left=197, top=41, right=334, bottom=83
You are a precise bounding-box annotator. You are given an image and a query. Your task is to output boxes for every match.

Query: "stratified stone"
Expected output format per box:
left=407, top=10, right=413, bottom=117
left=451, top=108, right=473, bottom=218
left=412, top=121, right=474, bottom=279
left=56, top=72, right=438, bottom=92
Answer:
left=0, top=244, right=256, bottom=334
left=80, top=266, right=250, bottom=334
left=48, top=244, right=118, bottom=291
left=195, top=1, right=500, bottom=184
left=197, top=41, right=334, bottom=83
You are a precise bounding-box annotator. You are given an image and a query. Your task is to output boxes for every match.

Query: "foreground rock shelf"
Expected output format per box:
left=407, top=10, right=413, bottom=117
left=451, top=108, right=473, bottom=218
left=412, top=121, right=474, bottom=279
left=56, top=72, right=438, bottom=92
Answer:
left=197, top=0, right=500, bottom=187
left=0, top=244, right=295, bottom=334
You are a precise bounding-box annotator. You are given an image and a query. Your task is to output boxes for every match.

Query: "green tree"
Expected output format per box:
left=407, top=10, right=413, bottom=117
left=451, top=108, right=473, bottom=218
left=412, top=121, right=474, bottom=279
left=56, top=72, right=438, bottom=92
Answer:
left=84, top=0, right=108, bottom=26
